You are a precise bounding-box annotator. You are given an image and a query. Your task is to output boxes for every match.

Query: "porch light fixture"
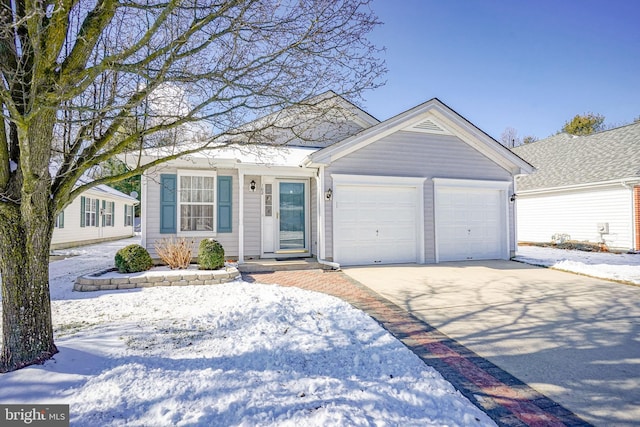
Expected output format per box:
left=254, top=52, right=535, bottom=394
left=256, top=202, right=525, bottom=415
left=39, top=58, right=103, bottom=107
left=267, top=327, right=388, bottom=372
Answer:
left=250, top=180, right=257, bottom=192
left=325, top=188, right=332, bottom=200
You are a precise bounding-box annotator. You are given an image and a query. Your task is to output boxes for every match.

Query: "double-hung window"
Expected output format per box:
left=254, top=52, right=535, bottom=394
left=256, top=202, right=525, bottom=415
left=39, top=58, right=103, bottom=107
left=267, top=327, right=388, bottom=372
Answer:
left=84, top=197, right=98, bottom=227
left=55, top=211, right=64, bottom=228
left=124, top=205, right=133, bottom=226
left=103, top=201, right=114, bottom=226
left=178, top=171, right=216, bottom=233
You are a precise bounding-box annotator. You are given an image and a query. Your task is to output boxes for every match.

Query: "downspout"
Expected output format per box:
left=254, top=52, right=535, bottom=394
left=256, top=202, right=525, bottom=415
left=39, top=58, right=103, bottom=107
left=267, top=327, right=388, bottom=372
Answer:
left=510, top=173, right=520, bottom=259
left=314, top=165, right=340, bottom=270
left=141, top=174, right=147, bottom=249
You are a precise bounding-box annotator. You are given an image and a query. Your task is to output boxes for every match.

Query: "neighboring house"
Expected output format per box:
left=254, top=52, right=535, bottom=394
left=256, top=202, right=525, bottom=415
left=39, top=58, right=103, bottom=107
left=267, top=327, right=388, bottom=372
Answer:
left=512, top=122, right=640, bottom=251
left=129, top=93, right=533, bottom=266
left=52, top=182, right=139, bottom=250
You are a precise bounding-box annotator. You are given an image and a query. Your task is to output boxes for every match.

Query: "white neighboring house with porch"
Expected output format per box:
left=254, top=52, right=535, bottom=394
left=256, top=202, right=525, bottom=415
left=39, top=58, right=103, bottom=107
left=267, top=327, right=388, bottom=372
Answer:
left=128, top=93, right=533, bottom=266
left=512, top=122, right=640, bottom=252
left=52, top=182, right=139, bottom=250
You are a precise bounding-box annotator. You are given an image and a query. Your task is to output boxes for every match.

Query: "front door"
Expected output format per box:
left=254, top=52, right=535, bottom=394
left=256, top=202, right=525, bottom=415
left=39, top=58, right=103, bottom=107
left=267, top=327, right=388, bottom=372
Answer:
left=278, top=181, right=307, bottom=253
left=262, top=179, right=309, bottom=257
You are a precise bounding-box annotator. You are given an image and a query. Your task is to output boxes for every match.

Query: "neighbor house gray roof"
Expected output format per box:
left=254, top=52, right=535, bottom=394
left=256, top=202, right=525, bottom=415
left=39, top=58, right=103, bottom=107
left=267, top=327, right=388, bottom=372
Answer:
left=512, top=121, right=640, bottom=191
left=77, top=175, right=139, bottom=202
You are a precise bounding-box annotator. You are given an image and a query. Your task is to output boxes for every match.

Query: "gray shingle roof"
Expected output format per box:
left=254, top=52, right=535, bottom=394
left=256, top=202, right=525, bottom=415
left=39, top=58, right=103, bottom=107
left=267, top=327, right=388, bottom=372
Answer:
left=512, top=122, right=640, bottom=191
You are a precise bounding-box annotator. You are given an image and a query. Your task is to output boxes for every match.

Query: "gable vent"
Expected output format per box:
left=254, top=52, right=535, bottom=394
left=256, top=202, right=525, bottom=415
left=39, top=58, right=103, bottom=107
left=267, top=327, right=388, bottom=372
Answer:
left=404, top=118, right=452, bottom=135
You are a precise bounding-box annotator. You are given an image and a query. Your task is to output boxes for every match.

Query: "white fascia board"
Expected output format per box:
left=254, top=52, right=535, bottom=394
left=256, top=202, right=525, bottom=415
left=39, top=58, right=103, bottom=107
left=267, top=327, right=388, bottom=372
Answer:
left=518, top=177, right=640, bottom=195
left=428, top=107, right=535, bottom=176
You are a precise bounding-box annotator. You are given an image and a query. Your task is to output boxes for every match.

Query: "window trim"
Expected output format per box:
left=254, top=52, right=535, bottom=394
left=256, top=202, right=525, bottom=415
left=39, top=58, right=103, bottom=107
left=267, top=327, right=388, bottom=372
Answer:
left=177, top=170, right=217, bottom=236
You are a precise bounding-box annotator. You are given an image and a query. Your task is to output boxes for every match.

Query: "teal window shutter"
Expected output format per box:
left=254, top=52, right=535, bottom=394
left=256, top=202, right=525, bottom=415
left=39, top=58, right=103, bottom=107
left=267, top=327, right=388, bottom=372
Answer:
left=80, top=196, right=86, bottom=227
left=101, top=200, right=105, bottom=227
left=217, top=176, right=232, bottom=233
left=111, top=201, right=115, bottom=227
left=160, top=174, right=177, bottom=233
left=60, top=211, right=64, bottom=228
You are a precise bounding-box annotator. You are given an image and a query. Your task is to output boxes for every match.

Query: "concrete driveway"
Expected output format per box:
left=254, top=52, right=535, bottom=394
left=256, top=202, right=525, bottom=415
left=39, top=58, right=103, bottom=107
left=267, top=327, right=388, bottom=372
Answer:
left=343, top=260, right=640, bottom=427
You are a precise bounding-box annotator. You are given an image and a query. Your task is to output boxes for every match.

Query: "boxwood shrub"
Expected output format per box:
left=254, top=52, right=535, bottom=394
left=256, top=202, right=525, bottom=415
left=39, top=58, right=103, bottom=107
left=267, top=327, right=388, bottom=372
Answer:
left=198, top=239, right=225, bottom=270
left=115, top=244, right=154, bottom=273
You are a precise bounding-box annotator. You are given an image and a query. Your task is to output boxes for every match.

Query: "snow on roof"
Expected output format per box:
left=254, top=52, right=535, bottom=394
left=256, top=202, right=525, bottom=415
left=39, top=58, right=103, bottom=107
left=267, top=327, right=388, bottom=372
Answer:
left=137, top=143, right=320, bottom=168
left=76, top=176, right=139, bottom=202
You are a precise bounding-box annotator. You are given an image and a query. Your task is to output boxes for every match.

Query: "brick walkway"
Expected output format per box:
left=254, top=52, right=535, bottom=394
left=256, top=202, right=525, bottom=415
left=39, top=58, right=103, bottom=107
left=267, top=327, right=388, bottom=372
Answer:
left=243, top=269, right=591, bottom=427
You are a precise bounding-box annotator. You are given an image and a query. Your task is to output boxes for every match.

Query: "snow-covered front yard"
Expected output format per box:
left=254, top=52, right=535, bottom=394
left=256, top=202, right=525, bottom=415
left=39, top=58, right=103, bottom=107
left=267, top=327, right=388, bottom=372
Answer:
left=0, top=238, right=637, bottom=425
left=0, top=238, right=494, bottom=426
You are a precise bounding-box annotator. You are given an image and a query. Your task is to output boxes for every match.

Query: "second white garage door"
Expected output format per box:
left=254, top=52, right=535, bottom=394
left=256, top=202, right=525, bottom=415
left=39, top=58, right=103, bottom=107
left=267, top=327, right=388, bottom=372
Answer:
left=334, top=184, right=421, bottom=266
left=435, top=183, right=508, bottom=262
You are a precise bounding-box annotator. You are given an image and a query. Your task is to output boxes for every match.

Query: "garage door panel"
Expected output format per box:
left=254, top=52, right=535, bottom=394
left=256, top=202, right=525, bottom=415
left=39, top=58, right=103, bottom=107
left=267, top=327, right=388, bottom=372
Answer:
left=437, top=186, right=505, bottom=262
left=335, top=184, right=418, bottom=266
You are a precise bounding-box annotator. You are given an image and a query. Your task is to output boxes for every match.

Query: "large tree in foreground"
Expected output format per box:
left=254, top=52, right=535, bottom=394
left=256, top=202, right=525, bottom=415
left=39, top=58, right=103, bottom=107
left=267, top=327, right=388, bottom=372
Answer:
left=0, top=0, right=383, bottom=372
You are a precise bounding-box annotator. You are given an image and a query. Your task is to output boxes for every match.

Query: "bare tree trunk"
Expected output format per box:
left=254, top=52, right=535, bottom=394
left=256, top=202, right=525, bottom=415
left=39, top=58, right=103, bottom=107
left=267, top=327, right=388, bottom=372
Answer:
left=0, top=112, right=58, bottom=372
left=0, top=207, right=57, bottom=372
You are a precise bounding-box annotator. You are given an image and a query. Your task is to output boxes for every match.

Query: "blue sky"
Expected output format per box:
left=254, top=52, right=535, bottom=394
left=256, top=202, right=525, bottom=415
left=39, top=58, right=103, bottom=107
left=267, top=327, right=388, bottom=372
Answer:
left=363, top=0, right=639, bottom=140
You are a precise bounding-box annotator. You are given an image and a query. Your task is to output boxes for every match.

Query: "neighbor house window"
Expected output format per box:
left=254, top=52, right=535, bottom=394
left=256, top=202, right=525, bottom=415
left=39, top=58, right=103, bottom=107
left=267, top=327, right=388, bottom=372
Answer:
left=178, top=171, right=216, bottom=232
left=124, top=205, right=133, bottom=226
left=55, top=211, right=64, bottom=228
left=84, top=197, right=99, bottom=227
left=103, top=201, right=114, bottom=227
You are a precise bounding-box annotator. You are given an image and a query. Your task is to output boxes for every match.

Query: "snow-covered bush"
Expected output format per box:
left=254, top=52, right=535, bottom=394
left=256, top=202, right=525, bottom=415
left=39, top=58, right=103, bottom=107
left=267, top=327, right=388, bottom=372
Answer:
left=115, top=244, right=154, bottom=273
left=198, top=239, right=224, bottom=270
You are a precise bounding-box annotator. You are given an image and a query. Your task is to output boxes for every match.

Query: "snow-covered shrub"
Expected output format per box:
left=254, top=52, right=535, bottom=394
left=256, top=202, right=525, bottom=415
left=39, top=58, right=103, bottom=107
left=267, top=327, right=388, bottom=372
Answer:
left=154, top=237, right=194, bottom=269
left=115, top=244, right=154, bottom=273
left=198, top=238, right=225, bottom=270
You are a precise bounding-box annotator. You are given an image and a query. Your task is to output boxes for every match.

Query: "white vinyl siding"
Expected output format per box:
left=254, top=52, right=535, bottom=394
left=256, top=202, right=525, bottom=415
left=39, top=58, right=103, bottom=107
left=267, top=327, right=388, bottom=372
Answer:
left=243, top=175, right=262, bottom=257
left=517, top=186, right=634, bottom=250
left=325, top=131, right=514, bottom=263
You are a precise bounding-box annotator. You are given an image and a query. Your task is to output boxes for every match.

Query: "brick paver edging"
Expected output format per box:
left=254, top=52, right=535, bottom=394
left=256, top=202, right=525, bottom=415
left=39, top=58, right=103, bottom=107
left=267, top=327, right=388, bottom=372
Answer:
left=243, top=269, right=592, bottom=427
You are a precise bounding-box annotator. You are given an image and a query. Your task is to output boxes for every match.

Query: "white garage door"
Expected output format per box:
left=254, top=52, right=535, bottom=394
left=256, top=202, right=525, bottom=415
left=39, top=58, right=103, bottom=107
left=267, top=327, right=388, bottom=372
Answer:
left=334, top=184, right=418, bottom=266
left=436, top=186, right=506, bottom=262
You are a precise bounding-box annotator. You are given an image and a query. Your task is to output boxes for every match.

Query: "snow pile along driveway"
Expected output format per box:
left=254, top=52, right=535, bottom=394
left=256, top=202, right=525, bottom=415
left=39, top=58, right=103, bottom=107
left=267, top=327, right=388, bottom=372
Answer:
left=0, top=236, right=494, bottom=426
left=515, top=245, right=640, bottom=285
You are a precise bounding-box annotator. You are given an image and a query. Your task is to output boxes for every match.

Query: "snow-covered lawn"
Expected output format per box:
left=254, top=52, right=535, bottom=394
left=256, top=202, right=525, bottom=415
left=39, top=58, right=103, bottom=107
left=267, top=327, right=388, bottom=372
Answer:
left=0, top=238, right=494, bottom=426
left=1, top=238, right=637, bottom=426
left=515, top=245, right=640, bottom=285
